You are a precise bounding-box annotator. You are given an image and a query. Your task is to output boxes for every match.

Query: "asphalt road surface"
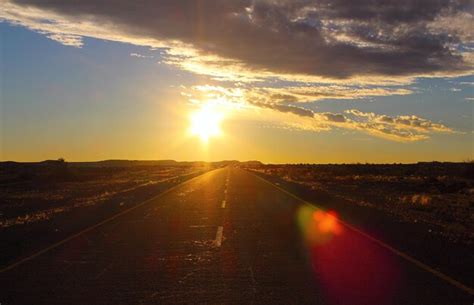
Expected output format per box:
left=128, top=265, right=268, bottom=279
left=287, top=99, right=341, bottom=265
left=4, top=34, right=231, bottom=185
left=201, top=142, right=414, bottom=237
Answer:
left=1, top=167, right=472, bottom=305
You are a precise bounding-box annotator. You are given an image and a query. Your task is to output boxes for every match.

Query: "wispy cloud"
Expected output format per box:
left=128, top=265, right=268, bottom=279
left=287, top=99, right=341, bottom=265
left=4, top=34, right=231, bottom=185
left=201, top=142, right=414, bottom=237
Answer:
left=46, top=33, right=83, bottom=47
left=130, top=52, right=153, bottom=59
left=188, top=85, right=454, bottom=142
left=246, top=86, right=413, bottom=103
left=193, top=84, right=413, bottom=103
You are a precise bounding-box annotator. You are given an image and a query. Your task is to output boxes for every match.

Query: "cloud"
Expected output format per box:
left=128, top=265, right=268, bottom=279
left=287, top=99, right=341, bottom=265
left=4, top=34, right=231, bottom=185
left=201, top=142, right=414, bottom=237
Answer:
left=46, top=33, right=83, bottom=47
left=321, top=113, right=347, bottom=123
left=193, top=84, right=413, bottom=104
left=249, top=100, right=315, bottom=117
left=1, top=0, right=473, bottom=83
left=0, top=0, right=466, bottom=142
left=130, top=52, right=153, bottom=59
left=345, top=109, right=453, bottom=133
left=315, top=109, right=454, bottom=142
left=248, top=86, right=413, bottom=103
left=188, top=85, right=454, bottom=142
left=428, top=11, right=474, bottom=42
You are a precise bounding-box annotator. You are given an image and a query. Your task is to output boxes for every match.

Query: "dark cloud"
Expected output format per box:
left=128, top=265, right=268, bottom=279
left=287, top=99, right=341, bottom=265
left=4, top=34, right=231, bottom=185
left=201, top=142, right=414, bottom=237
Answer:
left=310, top=0, right=468, bottom=23
left=322, top=113, right=346, bottom=123
left=7, top=0, right=473, bottom=79
left=249, top=100, right=315, bottom=117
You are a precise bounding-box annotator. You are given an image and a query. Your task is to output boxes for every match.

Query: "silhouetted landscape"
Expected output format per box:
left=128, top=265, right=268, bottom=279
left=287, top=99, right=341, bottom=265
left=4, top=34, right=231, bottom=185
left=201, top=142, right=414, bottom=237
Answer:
left=0, top=160, right=258, bottom=265
left=2, top=160, right=472, bottom=259
left=1, top=161, right=473, bottom=304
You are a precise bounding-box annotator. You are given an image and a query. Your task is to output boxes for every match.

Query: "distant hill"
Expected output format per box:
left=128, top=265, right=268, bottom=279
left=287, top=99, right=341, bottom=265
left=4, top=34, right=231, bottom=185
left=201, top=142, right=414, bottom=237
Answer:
left=0, top=159, right=264, bottom=169
left=70, top=160, right=264, bottom=168
left=70, top=160, right=181, bottom=167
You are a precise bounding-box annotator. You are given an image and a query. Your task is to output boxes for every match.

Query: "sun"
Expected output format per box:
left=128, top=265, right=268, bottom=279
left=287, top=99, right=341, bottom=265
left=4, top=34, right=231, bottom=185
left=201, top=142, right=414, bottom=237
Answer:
left=189, top=103, right=224, bottom=142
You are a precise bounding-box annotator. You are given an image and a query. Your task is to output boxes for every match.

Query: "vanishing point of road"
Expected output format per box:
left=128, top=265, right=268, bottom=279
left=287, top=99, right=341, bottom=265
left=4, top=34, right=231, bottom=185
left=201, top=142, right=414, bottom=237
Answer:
left=1, top=167, right=472, bottom=304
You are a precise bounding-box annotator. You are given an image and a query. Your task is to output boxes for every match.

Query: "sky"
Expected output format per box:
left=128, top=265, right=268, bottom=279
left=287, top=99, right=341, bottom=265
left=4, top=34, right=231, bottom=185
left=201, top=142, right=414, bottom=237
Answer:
left=1, top=0, right=473, bottom=163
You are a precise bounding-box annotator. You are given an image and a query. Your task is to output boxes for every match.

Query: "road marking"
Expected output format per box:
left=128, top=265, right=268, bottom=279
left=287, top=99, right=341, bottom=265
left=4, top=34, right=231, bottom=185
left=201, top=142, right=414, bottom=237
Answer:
left=249, top=267, right=257, bottom=294
left=0, top=169, right=221, bottom=273
left=221, top=200, right=226, bottom=208
left=215, top=226, right=224, bottom=247
left=189, top=225, right=213, bottom=228
left=224, top=189, right=228, bottom=195
left=247, top=170, right=474, bottom=296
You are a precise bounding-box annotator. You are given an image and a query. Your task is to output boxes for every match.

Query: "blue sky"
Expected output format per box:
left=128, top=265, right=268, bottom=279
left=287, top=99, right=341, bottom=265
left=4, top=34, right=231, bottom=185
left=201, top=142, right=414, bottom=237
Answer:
left=1, top=1, right=473, bottom=162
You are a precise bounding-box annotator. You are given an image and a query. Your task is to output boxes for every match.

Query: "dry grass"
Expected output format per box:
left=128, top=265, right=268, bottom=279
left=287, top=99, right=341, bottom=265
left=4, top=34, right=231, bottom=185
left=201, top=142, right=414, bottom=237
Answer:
left=249, top=163, right=474, bottom=244
left=0, top=165, right=204, bottom=227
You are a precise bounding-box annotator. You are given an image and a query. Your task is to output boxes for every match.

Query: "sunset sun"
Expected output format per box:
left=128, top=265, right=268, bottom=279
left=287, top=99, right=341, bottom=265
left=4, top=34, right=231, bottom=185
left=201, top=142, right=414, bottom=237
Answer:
left=189, top=104, right=224, bottom=142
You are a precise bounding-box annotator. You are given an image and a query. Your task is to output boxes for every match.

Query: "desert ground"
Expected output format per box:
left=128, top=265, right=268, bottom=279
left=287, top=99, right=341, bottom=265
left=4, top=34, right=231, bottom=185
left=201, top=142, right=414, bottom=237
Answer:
left=1, top=161, right=473, bottom=304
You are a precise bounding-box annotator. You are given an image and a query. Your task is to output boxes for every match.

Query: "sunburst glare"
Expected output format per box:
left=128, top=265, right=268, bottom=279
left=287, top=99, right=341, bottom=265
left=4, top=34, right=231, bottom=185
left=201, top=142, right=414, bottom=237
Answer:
left=189, top=103, right=225, bottom=143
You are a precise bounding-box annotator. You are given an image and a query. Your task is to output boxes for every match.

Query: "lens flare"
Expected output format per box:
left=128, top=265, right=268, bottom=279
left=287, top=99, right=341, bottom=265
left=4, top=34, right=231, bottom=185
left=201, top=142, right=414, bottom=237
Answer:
left=297, top=205, right=400, bottom=305
left=298, top=206, right=343, bottom=245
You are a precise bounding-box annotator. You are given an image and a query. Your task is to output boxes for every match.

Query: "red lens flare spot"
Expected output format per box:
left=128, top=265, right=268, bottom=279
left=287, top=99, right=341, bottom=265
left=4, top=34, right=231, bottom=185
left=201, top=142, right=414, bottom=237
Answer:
left=313, top=210, right=342, bottom=235
left=297, top=205, right=400, bottom=305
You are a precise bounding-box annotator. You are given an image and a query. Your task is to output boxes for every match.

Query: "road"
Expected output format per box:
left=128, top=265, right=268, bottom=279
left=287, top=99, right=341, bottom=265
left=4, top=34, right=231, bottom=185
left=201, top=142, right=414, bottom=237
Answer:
left=1, top=167, right=472, bottom=304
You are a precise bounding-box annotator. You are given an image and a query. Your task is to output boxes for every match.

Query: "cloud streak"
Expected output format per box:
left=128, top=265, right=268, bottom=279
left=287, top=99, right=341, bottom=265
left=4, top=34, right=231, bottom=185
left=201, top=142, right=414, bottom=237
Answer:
left=189, top=85, right=454, bottom=142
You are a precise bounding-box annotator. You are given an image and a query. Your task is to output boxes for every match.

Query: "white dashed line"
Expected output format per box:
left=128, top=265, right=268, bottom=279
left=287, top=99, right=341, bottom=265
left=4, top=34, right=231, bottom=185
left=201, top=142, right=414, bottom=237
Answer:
left=215, top=226, right=224, bottom=247
left=221, top=200, right=226, bottom=208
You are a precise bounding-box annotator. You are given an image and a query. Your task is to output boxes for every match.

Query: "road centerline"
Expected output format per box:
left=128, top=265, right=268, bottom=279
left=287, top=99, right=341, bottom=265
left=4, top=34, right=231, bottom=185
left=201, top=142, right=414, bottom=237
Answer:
left=215, top=226, right=224, bottom=247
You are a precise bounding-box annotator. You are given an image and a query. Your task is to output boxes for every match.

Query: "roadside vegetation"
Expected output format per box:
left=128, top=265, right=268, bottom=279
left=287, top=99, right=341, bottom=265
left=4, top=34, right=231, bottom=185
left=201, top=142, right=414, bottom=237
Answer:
left=0, top=160, right=211, bottom=227
left=247, top=162, right=474, bottom=245
left=0, top=160, right=221, bottom=265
